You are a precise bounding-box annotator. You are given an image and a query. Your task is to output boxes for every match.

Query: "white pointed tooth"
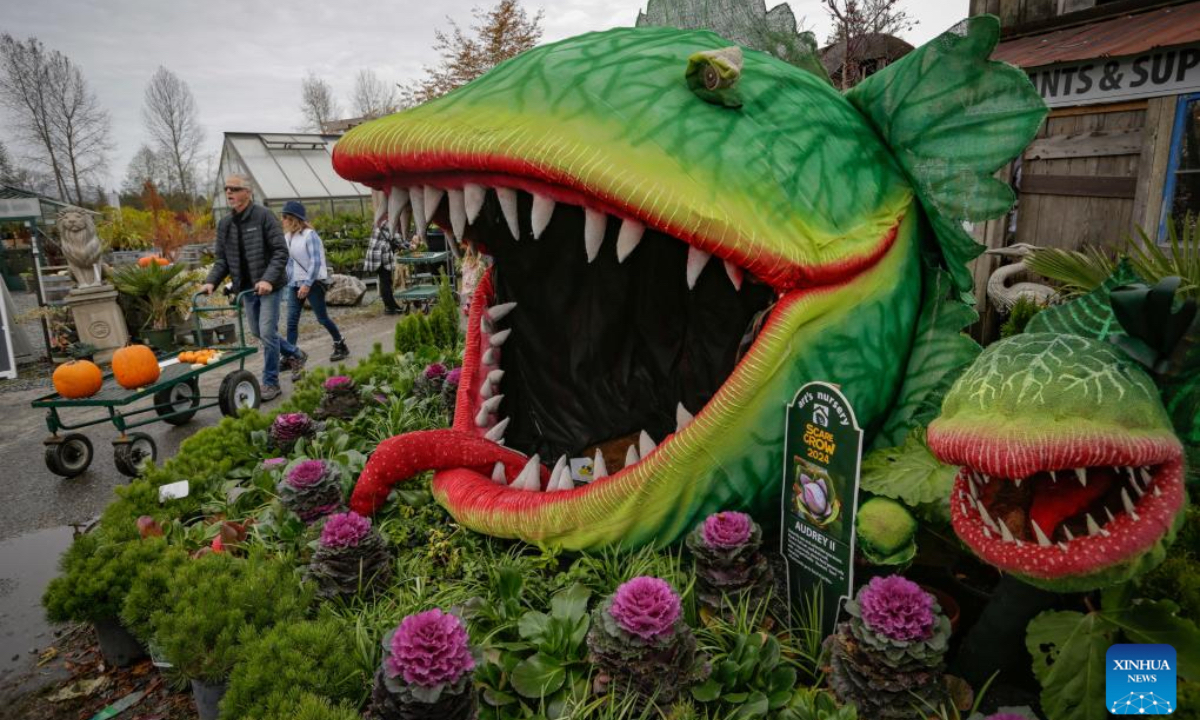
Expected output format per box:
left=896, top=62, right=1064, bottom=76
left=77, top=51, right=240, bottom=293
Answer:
left=592, top=449, right=608, bottom=480
left=512, top=455, right=542, bottom=492
left=399, top=206, right=412, bottom=240
left=487, top=369, right=504, bottom=385
left=978, top=504, right=997, bottom=531
left=423, top=186, right=445, bottom=219
left=388, top=187, right=410, bottom=235
left=372, top=189, right=387, bottom=227
left=1013, top=477, right=1023, bottom=489
left=1140, top=467, right=1152, bottom=485
left=1132, top=480, right=1145, bottom=499
left=1086, top=513, right=1108, bottom=537
left=615, top=219, right=644, bottom=262
left=483, top=348, right=499, bottom=366
left=530, top=193, right=555, bottom=239
left=489, top=328, right=511, bottom=347
left=488, top=302, right=517, bottom=322
left=675, top=403, right=695, bottom=432
left=1153, top=485, right=1162, bottom=497
left=1063, top=526, right=1075, bottom=541
left=1058, top=541, right=1069, bottom=553
left=685, top=246, right=712, bottom=290
left=481, top=315, right=495, bottom=335
left=497, top=187, right=520, bottom=239
left=1049, top=470, right=1057, bottom=483
left=960, top=501, right=969, bottom=517
left=1121, top=488, right=1140, bottom=521
left=448, top=188, right=467, bottom=239
left=485, top=418, right=510, bottom=442
left=624, top=444, right=640, bottom=468
left=481, top=394, right=503, bottom=414
left=475, top=404, right=490, bottom=428
left=548, top=455, right=572, bottom=491
left=583, top=208, right=606, bottom=263
left=723, top=260, right=743, bottom=290
left=638, top=430, right=656, bottom=458
left=969, top=480, right=979, bottom=500
left=463, top=183, right=486, bottom=224
left=1105, top=507, right=1116, bottom=523
left=491, top=462, right=507, bottom=485
left=480, top=380, right=494, bottom=399
left=1074, top=467, right=1087, bottom=487
left=410, top=187, right=426, bottom=239
left=981, top=524, right=993, bottom=539
left=982, top=473, right=990, bottom=485
left=1031, top=519, right=1051, bottom=547
left=998, top=518, right=1015, bottom=543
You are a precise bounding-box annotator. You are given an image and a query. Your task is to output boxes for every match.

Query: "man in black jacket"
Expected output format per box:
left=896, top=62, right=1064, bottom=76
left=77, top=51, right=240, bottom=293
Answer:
left=199, top=174, right=305, bottom=401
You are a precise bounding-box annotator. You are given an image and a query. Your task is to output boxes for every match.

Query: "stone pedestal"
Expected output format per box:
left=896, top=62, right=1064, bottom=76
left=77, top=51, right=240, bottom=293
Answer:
left=66, top=284, right=129, bottom=364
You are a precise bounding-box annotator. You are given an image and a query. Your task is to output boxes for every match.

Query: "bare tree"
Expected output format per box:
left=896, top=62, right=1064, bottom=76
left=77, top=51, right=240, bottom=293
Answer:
left=0, top=35, right=68, bottom=199
left=403, top=0, right=543, bottom=106
left=350, top=69, right=398, bottom=119
left=142, top=66, right=205, bottom=198
left=299, top=73, right=341, bottom=132
left=0, top=140, right=14, bottom=185
left=121, top=144, right=164, bottom=196
left=46, top=52, right=111, bottom=205
left=824, top=0, right=916, bottom=89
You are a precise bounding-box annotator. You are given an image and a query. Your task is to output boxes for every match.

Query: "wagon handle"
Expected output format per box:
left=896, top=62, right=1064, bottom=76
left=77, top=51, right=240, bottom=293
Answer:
left=191, top=290, right=254, bottom=348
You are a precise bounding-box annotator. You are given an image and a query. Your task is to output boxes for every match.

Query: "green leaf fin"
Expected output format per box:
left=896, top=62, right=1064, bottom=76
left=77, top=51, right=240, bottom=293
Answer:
left=846, top=15, right=1048, bottom=293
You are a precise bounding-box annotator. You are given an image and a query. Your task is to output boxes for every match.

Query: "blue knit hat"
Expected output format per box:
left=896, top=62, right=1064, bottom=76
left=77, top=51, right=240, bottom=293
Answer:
left=281, top=200, right=307, bottom=222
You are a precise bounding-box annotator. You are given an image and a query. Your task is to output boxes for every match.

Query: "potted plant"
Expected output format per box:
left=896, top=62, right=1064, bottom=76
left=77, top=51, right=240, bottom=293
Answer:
left=149, top=552, right=313, bottom=720
left=110, top=261, right=200, bottom=352
left=42, top=534, right=182, bottom=667
left=306, top=511, right=392, bottom=599
left=370, top=608, right=478, bottom=720
left=685, top=511, right=774, bottom=626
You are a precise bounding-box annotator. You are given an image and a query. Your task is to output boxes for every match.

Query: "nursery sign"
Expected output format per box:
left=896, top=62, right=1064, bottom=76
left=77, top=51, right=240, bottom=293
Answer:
left=1025, top=45, right=1200, bottom=108
left=779, top=382, right=862, bottom=640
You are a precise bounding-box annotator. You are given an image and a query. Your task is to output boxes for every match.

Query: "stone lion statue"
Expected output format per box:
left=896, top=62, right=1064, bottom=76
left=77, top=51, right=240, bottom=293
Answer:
left=58, top=209, right=103, bottom=288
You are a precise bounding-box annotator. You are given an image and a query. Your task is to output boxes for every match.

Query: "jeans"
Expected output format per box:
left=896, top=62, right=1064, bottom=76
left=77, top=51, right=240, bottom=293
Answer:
left=286, top=282, right=343, bottom=347
left=243, top=290, right=298, bottom=388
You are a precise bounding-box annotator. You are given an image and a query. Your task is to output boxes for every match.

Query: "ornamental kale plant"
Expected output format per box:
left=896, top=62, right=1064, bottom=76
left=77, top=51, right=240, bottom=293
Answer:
left=587, top=577, right=708, bottom=710
left=686, top=512, right=773, bottom=623
left=278, top=459, right=345, bottom=523
left=825, top=575, right=951, bottom=719
left=270, top=411, right=316, bottom=452
left=371, top=609, right=477, bottom=720
left=307, top=511, right=393, bottom=600
left=314, top=375, right=365, bottom=421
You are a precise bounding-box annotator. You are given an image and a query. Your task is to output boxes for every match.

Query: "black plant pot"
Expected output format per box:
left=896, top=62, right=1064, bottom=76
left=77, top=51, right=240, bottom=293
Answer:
left=93, top=616, right=146, bottom=667
left=191, top=677, right=229, bottom=720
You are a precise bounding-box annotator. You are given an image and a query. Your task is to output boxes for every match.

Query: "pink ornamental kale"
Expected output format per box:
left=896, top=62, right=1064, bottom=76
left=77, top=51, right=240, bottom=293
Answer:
left=386, top=609, right=475, bottom=688
left=261, top=457, right=287, bottom=469
left=271, top=412, right=314, bottom=444
left=423, top=363, right=448, bottom=381
left=701, top=512, right=753, bottom=548
left=857, top=575, right=935, bottom=642
left=323, top=375, right=354, bottom=391
left=287, top=459, right=328, bottom=488
left=445, top=367, right=462, bottom=385
left=321, top=511, right=372, bottom=548
left=610, top=576, right=681, bottom=640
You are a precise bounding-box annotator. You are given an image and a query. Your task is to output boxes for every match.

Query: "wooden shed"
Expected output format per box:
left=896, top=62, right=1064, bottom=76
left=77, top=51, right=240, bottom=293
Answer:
left=967, top=0, right=1200, bottom=336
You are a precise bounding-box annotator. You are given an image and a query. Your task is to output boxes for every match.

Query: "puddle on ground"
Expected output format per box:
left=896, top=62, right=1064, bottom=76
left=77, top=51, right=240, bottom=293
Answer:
left=0, top=526, right=75, bottom=685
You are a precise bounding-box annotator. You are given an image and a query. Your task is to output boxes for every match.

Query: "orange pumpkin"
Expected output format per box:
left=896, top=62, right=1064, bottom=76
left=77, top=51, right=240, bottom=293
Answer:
left=52, top=359, right=103, bottom=399
left=178, top=351, right=194, bottom=363
left=155, top=257, right=170, bottom=266
left=137, top=256, right=154, bottom=268
left=112, top=344, right=161, bottom=389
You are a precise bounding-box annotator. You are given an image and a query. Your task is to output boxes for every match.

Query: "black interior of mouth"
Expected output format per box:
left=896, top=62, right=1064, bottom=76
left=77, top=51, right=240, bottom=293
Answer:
left=465, top=190, right=775, bottom=461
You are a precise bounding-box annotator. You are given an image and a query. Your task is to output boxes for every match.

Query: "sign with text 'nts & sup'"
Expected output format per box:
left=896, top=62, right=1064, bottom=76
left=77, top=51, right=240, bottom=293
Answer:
left=1026, top=45, right=1200, bottom=108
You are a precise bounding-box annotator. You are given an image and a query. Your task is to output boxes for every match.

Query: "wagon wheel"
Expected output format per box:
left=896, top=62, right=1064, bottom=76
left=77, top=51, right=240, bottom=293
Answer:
left=113, top=432, right=157, bottom=477
left=44, top=433, right=94, bottom=478
left=218, top=370, right=260, bottom=417
left=154, top=378, right=200, bottom=426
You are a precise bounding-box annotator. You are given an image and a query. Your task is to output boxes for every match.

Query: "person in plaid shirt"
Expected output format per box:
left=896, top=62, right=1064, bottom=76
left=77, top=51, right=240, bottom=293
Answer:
left=364, top=193, right=402, bottom=316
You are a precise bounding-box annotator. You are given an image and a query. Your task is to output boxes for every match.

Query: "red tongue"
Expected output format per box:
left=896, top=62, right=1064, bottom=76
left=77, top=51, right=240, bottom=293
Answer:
left=350, top=429, right=530, bottom=515
left=1028, top=470, right=1116, bottom=536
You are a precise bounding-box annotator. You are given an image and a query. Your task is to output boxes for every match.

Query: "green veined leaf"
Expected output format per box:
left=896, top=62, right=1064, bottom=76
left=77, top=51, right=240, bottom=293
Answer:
left=1101, top=596, right=1200, bottom=682
left=861, top=427, right=957, bottom=516
left=509, top=652, right=566, bottom=699
left=1026, top=610, right=1115, bottom=720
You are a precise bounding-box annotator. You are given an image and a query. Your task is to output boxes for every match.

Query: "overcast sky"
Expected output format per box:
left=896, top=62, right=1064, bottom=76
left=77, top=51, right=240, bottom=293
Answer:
left=2, top=0, right=967, bottom=191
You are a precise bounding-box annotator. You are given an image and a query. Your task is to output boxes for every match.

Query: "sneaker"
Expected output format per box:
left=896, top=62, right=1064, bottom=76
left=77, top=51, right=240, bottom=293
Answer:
left=330, top=340, right=350, bottom=362
left=383, top=307, right=402, bottom=315
left=261, top=385, right=282, bottom=402
left=279, top=355, right=295, bottom=371
left=289, top=349, right=308, bottom=382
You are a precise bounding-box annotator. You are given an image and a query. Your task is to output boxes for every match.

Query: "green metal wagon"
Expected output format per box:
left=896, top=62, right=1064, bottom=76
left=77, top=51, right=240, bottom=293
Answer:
left=32, top=290, right=263, bottom=477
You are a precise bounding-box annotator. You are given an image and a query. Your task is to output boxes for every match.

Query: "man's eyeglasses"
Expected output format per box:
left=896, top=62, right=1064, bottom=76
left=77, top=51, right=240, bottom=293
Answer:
left=224, top=186, right=248, bottom=193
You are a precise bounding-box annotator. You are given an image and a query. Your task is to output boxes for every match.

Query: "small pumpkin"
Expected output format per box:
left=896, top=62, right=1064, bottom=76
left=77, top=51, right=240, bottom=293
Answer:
left=112, top=344, right=161, bottom=389
left=137, top=256, right=154, bottom=268
left=52, top=359, right=103, bottom=399
left=154, top=257, right=170, bottom=266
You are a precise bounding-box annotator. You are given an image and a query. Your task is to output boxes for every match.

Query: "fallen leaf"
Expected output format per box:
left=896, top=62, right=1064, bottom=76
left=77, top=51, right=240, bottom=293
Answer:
left=47, top=676, right=108, bottom=702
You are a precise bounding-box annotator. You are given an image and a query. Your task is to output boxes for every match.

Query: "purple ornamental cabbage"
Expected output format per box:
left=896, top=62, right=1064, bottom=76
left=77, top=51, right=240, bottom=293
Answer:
left=423, top=363, right=448, bottom=381
left=701, top=511, right=753, bottom=548
left=287, top=459, right=328, bottom=488
left=320, top=511, right=372, bottom=548
left=269, top=412, right=315, bottom=450
left=609, top=576, right=681, bottom=641
left=323, top=375, right=354, bottom=391
left=278, top=459, right=345, bottom=523
left=445, top=367, right=462, bottom=385
left=857, top=575, right=935, bottom=642
left=386, top=609, right=475, bottom=687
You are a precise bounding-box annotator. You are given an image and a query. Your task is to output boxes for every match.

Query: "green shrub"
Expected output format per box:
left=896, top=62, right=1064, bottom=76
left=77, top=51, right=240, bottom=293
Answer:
left=43, top=535, right=179, bottom=624
left=268, top=693, right=363, bottom=720
left=394, top=277, right=460, bottom=353
left=151, top=552, right=313, bottom=682
left=120, top=541, right=189, bottom=641
left=999, top=296, right=1045, bottom=338
left=220, top=617, right=366, bottom=719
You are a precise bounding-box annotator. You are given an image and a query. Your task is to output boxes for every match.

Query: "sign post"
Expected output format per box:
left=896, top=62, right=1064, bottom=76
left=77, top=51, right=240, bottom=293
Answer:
left=780, top=381, right=863, bottom=641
